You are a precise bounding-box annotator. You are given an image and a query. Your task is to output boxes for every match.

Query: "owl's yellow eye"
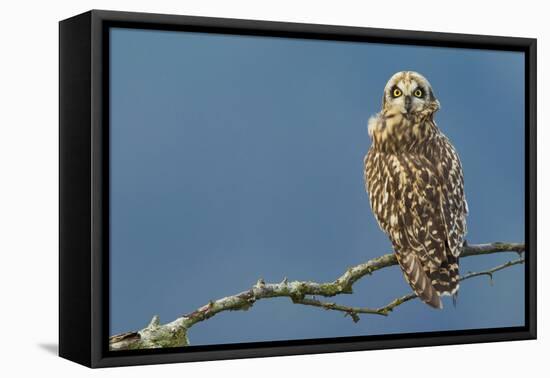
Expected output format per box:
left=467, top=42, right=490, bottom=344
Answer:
left=392, top=88, right=402, bottom=97
left=414, top=89, right=423, bottom=98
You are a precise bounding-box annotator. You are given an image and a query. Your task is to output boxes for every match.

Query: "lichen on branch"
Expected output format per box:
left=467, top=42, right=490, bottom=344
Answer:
left=109, top=241, right=525, bottom=351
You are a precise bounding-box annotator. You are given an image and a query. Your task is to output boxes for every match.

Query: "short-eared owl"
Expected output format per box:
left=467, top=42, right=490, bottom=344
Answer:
left=364, top=71, right=468, bottom=309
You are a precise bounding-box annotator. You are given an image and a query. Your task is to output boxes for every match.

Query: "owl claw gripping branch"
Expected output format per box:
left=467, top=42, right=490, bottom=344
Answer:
left=364, top=71, right=468, bottom=309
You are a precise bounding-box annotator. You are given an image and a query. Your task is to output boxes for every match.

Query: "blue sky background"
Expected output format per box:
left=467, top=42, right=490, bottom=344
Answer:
left=109, top=28, right=525, bottom=346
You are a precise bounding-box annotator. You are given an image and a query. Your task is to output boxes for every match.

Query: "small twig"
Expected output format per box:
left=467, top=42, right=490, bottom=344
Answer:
left=461, top=258, right=525, bottom=281
left=291, top=296, right=385, bottom=321
left=375, top=256, right=525, bottom=315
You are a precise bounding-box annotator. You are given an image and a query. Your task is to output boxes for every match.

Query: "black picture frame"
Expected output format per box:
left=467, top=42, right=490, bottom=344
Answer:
left=59, top=9, right=537, bottom=368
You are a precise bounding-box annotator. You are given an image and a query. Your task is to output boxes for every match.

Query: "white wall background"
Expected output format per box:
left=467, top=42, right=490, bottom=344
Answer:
left=0, top=0, right=545, bottom=376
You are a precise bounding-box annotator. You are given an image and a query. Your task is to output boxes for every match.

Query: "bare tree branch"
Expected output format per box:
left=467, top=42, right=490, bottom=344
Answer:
left=291, top=255, right=525, bottom=318
left=109, top=242, right=525, bottom=351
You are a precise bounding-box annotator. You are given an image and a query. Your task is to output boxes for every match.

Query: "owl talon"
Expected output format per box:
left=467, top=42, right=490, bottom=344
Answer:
left=452, top=292, right=459, bottom=308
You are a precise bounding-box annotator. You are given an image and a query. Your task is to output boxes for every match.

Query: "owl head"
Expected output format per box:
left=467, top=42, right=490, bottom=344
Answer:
left=382, top=71, right=440, bottom=116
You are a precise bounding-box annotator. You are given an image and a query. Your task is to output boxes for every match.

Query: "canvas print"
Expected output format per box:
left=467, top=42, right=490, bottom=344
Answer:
left=107, top=28, right=525, bottom=351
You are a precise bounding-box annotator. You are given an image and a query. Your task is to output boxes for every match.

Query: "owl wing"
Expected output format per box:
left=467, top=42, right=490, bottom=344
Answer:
left=365, top=149, right=448, bottom=264
left=434, top=134, right=468, bottom=257
left=395, top=153, right=462, bottom=301
left=365, top=146, right=464, bottom=307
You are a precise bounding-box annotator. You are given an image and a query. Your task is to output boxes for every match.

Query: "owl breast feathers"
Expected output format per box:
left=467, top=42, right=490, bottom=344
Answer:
left=364, top=71, right=468, bottom=309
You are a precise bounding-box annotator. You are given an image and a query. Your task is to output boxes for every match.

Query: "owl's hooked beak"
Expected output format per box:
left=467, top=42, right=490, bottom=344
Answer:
left=404, top=96, right=412, bottom=113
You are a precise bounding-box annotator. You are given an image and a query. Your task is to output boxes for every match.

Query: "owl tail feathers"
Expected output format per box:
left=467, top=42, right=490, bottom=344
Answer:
left=396, top=252, right=442, bottom=309
left=430, top=259, right=460, bottom=298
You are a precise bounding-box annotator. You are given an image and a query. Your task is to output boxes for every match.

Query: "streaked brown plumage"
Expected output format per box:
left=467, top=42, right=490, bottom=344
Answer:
left=364, top=71, right=467, bottom=309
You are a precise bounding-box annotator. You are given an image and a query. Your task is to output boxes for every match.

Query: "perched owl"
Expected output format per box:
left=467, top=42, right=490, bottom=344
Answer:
left=364, top=71, right=468, bottom=309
